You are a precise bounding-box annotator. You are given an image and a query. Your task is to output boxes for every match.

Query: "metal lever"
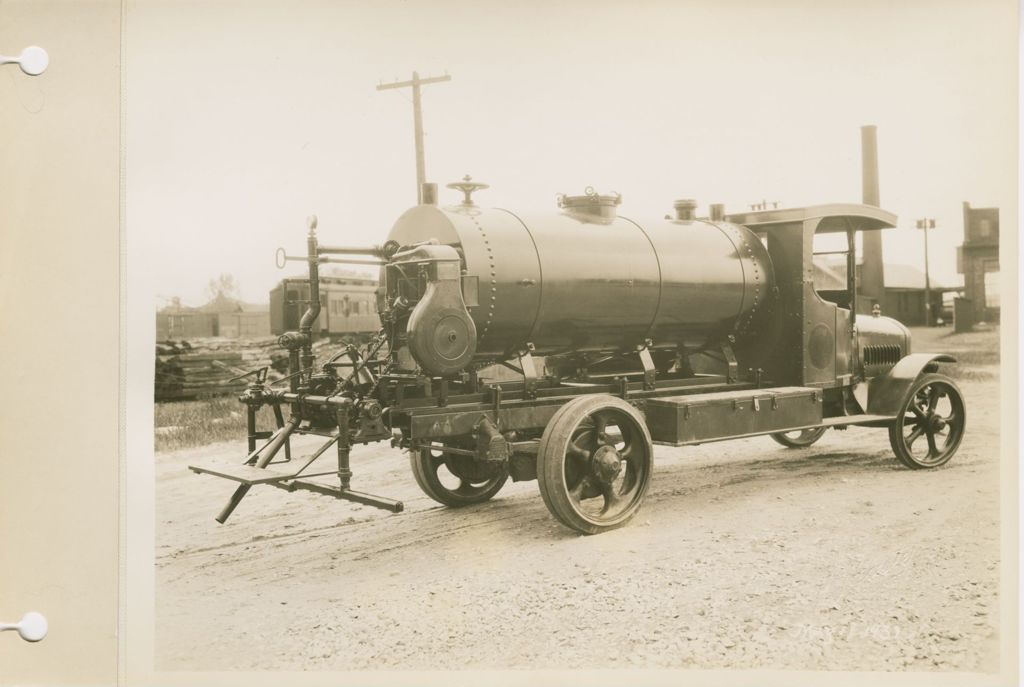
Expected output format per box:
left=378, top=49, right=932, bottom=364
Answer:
left=0, top=46, right=48, bottom=76
left=0, top=612, right=48, bottom=642
left=275, top=248, right=384, bottom=268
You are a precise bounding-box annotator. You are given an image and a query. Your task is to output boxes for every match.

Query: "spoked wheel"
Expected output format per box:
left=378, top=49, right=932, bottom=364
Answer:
left=888, top=373, right=966, bottom=469
left=770, top=426, right=828, bottom=448
left=410, top=441, right=508, bottom=507
left=537, top=395, right=654, bottom=535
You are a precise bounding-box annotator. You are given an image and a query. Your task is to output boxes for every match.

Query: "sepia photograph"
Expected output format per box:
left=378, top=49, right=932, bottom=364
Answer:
left=2, top=1, right=1020, bottom=685
left=122, top=0, right=1016, bottom=683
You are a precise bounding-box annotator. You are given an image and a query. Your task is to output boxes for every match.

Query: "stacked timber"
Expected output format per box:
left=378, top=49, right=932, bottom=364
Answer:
left=155, top=348, right=248, bottom=401
left=154, top=337, right=363, bottom=402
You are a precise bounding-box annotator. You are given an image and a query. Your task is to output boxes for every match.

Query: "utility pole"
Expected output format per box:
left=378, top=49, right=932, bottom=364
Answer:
left=916, top=218, right=935, bottom=326
left=377, top=71, right=451, bottom=204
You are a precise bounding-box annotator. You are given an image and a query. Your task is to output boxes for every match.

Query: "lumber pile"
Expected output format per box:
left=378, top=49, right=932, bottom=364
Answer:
left=154, top=337, right=364, bottom=402
left=155, top=344, right=249, bottom=401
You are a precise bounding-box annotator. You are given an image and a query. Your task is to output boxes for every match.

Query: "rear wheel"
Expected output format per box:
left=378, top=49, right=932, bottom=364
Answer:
left=770, top=427, right=827, bottom=448
left=537, top=395, right=654, bottom=535
left=410, top=441, right=508, bottom=507
left=888, top=373, right=966, bottom=469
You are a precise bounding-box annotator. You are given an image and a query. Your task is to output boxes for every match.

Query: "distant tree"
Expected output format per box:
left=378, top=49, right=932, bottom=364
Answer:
left=206, top=273, right=239, bottom=301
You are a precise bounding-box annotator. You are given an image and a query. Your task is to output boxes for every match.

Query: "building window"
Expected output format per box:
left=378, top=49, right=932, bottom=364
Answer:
left=977, top=219, right=992, bottom=239
left=984, top=268, right=1000, bottom=308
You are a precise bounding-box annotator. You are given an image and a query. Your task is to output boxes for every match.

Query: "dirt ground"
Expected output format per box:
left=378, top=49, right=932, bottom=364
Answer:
left=155, top=326, right=1004, bottom=672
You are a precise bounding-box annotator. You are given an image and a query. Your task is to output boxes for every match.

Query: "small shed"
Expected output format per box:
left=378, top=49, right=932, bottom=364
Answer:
left=156, top=298, right=217, bottom=340
left=199, top=294, right=271, bottom=339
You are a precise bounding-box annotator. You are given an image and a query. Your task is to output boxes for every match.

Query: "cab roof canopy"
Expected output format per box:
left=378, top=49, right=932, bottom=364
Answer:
left=725, top=204, right=897, bottom=233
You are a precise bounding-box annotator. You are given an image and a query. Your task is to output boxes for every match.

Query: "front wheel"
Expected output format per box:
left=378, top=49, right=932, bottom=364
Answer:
left=537, top=395, right=654, bottom=535
left=770, top=427, right=828, bottom=448
left=888, top=373, right=966, bottom=469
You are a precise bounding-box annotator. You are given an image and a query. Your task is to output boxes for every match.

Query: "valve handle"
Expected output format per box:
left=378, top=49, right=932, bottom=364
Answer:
left=446, top=174, right=489, bottom=206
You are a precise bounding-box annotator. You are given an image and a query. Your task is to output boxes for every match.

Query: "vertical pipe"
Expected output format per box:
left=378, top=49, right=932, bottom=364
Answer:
left=287, top=348, right=300, bottom=393
left=298, top=216, right=321, bottom=387
left=923, top=220, right=932, bottom=326
left=246, top=405, right=257, bottom=454
left=860, top=125, right=885, bottom=311
left=336, top=404, right=352, bottom=489
left=412, top=72, right=425, bottom=205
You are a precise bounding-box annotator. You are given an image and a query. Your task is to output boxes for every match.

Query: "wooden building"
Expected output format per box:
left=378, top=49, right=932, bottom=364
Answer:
left=156, top=295, right=271, bottom=340
left=879, top=264, right=961, bottom=327
left=957, top=201, right=1000, bottom=324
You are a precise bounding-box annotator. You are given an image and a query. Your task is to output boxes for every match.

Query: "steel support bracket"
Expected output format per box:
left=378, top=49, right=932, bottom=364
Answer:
left=638, top=346, right=657, bottom=390
left=520, top=347, right=539, bottom=399
left=722, top=345, right=739, bottom=383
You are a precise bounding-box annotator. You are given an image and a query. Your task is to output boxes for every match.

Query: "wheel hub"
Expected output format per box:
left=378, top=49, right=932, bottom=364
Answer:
left=928, top=414, right=946, bottom=432
left=591, top=445, right=623, bottom=483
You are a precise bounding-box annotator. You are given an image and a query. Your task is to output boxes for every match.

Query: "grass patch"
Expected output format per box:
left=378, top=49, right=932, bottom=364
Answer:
left=909, top=326, right=1000, bottom=366
left=903, top=326, right=1000, bottom=382
left=155, top=395, right=266, bottom=452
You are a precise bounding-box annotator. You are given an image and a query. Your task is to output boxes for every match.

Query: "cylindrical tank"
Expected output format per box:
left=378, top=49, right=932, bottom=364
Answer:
left=383, top=196, right=775, bottom=365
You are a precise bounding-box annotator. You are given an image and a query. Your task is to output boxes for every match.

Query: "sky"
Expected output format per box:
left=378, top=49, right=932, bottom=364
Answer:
left=126, top=0, right=1017, bottom=306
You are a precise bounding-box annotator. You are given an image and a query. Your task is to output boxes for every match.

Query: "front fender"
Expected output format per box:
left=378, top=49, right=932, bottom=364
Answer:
left=866, top=353, right=957, bottom=416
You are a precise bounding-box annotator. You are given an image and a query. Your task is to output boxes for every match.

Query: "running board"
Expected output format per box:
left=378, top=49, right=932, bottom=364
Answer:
left=820, top=413, right=895, bottom=428
left=652, top=413, right=897, bottom=447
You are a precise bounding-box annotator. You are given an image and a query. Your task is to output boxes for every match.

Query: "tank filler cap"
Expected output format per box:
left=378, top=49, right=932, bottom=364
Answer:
left=558, top=187, right=622, bottom=221
left=447, top=175, right=489, bottom=206
left=673, top=199, right=698, bottom=221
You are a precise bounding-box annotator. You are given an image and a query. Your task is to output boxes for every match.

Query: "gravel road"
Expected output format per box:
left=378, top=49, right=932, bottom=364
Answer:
left=155, top=327, right=1002, bottom=672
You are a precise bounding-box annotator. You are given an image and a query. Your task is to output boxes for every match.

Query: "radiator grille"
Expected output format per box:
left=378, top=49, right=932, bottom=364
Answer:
left=863, top=344, right=902, bottom=366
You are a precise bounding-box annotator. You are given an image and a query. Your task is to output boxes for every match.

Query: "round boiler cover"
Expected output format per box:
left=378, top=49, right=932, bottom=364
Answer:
left=408, top=305, right=477, bottom=376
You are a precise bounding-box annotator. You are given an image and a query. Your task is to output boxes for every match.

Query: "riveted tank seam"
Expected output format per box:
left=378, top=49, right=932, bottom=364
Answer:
left=619, top=215, right=663, bottom=344
left=707, top=220, right=750, bottom=337
left=460, top=210, right=498, bottom=344
left=494, top=207, right=544, bottom=352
